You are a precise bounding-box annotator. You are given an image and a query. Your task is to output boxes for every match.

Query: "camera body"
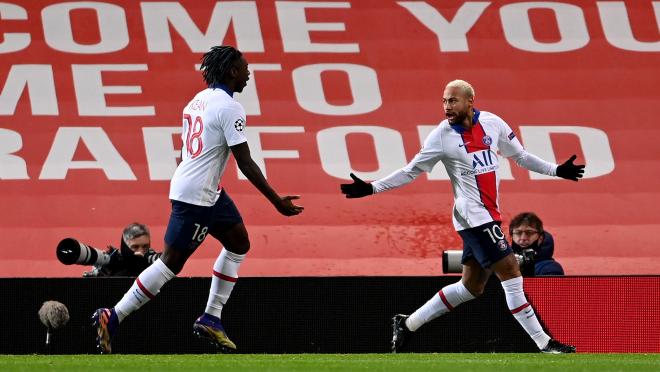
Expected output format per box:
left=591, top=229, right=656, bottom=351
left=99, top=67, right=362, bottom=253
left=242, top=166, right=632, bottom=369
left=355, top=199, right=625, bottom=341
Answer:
left=442, top=249, right=537, bottom=276
left=516, top=248, right=537, bottom=277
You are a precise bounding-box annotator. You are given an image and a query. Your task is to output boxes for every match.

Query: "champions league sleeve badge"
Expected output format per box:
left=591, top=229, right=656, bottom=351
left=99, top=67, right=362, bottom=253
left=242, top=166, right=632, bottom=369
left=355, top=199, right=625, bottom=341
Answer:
left=234, top=118, right=245, bottom=131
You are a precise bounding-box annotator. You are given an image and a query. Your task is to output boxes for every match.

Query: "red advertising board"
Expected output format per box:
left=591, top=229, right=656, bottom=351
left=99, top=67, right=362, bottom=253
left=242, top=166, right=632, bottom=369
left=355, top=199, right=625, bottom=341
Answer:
left=526, top=276, right=660, bottom=353
left=1, top=0, right=659, bottom=276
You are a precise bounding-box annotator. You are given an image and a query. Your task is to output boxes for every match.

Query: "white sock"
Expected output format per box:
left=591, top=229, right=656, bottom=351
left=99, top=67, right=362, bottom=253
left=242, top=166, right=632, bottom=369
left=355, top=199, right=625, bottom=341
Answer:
left=501, top=276, right=551, bottom=349
left=204, top=249, right=246, bottom=318
left=114, top=259, right=175, bottom=323
left=405, top=280, right=476, bottom=331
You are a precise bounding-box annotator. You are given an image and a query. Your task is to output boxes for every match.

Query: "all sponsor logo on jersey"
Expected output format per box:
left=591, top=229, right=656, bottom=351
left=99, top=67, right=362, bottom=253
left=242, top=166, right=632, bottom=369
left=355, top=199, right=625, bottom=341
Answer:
left=234, top=118, right=245, bottom=131
left=461, top=150, right=498, bottom=176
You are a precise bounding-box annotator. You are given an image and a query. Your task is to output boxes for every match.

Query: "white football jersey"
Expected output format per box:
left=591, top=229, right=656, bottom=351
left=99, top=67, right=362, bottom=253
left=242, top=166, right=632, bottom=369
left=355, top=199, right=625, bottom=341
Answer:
left=386, top=110, right=526, bottom=231
left=169, top=88, right=248, bottom=206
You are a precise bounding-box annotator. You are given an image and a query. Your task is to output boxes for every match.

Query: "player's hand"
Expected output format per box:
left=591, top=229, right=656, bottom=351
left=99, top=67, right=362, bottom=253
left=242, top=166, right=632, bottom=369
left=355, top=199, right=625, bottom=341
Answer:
left=340, top=173, right=374, bottom=198
left=274, top=195, right=304, bottom=216
left=556, top=155, right=585, bottom=181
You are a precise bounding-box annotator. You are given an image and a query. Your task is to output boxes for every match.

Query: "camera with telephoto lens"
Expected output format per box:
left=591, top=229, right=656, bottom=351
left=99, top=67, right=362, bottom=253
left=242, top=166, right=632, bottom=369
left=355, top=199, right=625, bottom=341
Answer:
left=56, top=238, right=120, bottom=267
left=56, top=236, right=160, bottom=276
left=442, top=248, right=537, bottom=276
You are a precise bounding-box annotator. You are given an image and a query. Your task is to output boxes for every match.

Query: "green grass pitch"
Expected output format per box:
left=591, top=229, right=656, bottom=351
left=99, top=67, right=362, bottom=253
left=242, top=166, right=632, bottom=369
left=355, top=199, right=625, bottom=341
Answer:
left=1, top=354, right=660, bottom=372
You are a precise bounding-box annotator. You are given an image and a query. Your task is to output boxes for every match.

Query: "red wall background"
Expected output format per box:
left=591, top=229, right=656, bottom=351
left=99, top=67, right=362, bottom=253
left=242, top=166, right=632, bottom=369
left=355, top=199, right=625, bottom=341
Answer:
left=1, top=0, right=659, bottom=277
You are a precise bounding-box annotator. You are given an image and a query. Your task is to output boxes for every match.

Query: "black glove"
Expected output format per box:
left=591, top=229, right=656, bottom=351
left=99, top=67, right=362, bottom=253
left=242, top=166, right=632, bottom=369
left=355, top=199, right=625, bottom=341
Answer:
left=556, top=155, right=585, bottom=181
left=340, top=173, right=373, bottom=198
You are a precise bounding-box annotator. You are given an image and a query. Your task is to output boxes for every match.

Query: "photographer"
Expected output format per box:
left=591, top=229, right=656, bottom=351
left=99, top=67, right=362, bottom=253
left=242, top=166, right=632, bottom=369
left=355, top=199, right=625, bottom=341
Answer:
left=56, top=223, right=161, bottom=277
left=509, top=212, right=565, bottom=277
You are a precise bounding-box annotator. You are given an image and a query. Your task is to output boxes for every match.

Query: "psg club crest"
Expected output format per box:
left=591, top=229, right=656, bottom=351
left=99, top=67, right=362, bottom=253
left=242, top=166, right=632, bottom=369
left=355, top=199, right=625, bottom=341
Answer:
left=482, top=135, right=492, bottom=146
left=234, top=118, right=245, bottom=131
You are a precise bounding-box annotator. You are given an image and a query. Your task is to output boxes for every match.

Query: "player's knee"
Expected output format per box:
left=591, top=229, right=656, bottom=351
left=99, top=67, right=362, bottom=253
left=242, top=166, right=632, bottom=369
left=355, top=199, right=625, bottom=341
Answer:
left=169, top=263, right=184, bottom=275
left=463, top=281, right=486, bottom=297
left=495, top=266, right=521, bottom=281
left=160, top=247, right=189, bottom=275
left=492, top=254, right=521, bottom=280
left=226, top=239, right=250, bottom=255
left=161, top=256, right=184, bottom=275
left=469, top=286, right=486, bottom=297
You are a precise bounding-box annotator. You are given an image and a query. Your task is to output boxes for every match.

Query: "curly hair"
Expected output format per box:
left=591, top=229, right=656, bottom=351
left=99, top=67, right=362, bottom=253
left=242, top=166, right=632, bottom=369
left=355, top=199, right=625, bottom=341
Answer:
left=200, top=45, right=243, bottom=85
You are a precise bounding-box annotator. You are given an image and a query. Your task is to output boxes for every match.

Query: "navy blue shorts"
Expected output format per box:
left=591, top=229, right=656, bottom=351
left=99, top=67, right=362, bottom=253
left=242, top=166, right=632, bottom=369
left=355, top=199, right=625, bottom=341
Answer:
left=164, top=189, right=243, bottom=251
left=459, top=221, right=512, bottom=268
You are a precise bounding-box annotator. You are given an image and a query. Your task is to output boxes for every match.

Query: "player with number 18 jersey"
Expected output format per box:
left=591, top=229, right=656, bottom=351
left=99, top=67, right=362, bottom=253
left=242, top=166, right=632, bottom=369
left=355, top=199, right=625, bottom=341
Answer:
left=92, top=47, right=303, bottom=355
left=170, top=87, right=247, bottom=207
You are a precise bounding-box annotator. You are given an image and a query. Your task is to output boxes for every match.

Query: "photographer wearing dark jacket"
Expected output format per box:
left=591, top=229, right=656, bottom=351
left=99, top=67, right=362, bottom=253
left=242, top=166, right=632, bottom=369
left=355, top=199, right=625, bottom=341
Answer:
left=56, top=223, right=161, bottom=277
left=509, top=212, right=565, bottom=277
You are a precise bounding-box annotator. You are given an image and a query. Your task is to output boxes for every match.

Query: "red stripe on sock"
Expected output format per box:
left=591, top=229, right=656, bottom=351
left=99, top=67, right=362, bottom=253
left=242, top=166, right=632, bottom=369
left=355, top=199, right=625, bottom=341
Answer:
left=213, top=270, right=238, bottom=282
left=511, top=302, right=530, bottom=314
left=136, top=278, right=155, bottom=300
left=438, top=290, right=454, bottom=311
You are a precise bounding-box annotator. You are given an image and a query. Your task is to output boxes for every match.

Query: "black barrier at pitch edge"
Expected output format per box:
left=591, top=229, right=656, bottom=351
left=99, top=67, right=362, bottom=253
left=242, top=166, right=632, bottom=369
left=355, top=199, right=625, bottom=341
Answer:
left=0, top=277, right=539, bottom=354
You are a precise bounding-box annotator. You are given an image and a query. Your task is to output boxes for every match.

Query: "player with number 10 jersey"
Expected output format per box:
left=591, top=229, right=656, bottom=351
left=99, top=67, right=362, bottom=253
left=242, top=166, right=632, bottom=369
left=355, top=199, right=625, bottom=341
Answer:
left=341, top=79, right=583, bottom=354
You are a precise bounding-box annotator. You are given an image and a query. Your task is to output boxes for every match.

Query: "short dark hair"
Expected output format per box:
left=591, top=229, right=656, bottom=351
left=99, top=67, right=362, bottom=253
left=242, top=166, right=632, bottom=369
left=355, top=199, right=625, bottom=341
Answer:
left=200, top=45, right=242, bottom=85
left=509, top=212, right=543, bottom=235
left=122, top=222, right=150, bottom=243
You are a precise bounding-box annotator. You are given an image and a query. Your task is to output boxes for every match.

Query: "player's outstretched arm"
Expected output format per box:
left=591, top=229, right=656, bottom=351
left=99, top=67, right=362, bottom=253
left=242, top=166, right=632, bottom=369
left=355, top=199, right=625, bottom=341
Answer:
left=340, top=173, right=374, bottom=199
left=556, top=155, right=585, bottom=181
left=230, top=142, right=303, bottom=216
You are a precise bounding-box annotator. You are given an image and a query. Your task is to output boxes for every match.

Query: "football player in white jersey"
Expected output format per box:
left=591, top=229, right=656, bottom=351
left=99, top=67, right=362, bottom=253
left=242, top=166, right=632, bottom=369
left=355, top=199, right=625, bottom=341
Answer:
left=341, top=80, right=583, bottom=354
left=93, top=46, right=303, bottom=354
